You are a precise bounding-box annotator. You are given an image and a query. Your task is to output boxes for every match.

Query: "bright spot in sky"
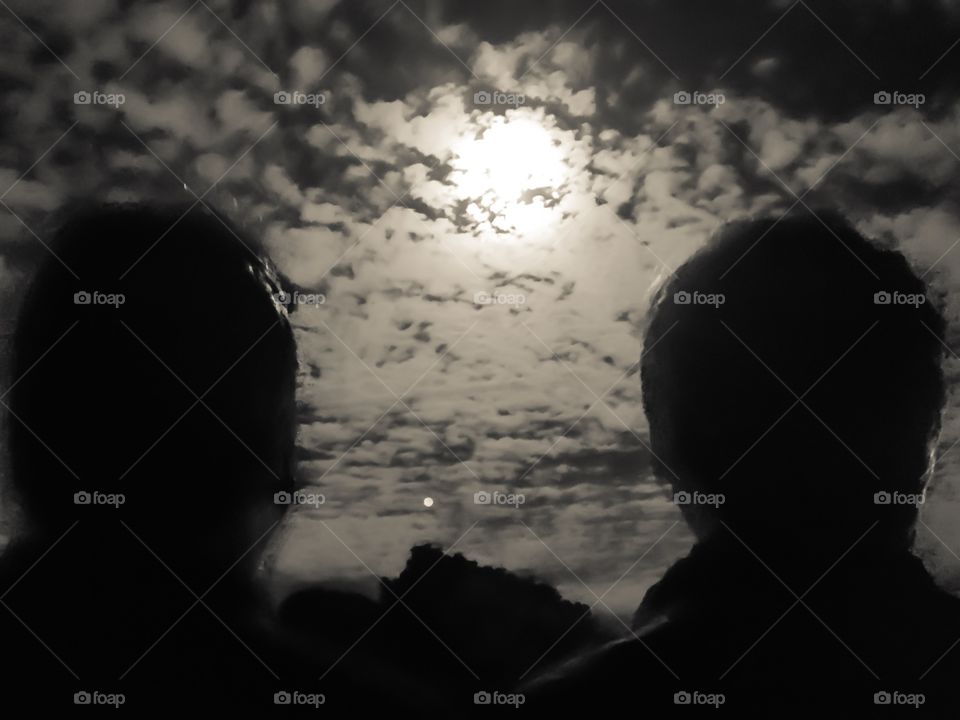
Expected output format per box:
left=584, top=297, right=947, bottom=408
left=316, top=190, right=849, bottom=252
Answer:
left=423, top=497, right=434, bottom=508
left=449, top=116, right=569, bottom=235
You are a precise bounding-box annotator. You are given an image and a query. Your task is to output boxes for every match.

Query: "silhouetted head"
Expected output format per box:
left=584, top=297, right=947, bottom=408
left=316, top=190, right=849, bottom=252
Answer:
left=641, top=214, right=945, bottom=555
left=6, top=204, right=297, bottom=581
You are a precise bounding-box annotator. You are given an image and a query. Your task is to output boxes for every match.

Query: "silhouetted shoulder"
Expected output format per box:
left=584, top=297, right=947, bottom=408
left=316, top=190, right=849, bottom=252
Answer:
left=524, top=632, right=680, bottom=711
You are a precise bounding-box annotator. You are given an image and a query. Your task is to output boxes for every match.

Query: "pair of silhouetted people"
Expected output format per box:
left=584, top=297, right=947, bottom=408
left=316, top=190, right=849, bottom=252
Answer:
left=3, top=205, right=960, bottom=715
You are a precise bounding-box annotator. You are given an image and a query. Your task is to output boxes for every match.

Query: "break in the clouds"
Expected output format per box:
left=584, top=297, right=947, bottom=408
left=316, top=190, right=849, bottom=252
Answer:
left=5, top=0, right=960, bottom=616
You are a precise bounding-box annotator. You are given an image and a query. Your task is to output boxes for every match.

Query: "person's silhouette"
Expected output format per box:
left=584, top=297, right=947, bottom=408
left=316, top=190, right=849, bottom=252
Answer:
left=527, top=214, right=960, bottom=716
left=0, top=204, right=299, bottom=710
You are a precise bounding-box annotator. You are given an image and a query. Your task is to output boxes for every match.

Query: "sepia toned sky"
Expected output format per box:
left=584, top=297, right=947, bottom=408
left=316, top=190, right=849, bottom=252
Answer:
left=4, top=0, right=960, bottom=620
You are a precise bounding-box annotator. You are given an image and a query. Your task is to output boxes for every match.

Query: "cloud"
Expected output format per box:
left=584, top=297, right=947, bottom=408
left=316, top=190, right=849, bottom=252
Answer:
left=0, top=171, right=61, bottom=211
left=289, top=46, right=330, bottom=87
left=128, top=3, right=214, bottom=69
left=215, top=90, right=275, bottom=137
left=263, top=164, right=306, bottom=206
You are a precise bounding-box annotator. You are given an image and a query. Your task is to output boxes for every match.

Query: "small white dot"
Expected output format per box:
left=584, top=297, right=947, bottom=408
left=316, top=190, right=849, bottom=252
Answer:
left=423, top=497, right=434, bottom=507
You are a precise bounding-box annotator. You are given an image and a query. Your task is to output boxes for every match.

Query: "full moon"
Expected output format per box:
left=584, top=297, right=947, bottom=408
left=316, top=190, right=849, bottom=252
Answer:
left=449, top=114, right=570, bottom=236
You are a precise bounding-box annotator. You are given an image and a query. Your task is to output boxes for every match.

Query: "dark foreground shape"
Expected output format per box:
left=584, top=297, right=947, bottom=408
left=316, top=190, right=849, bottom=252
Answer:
left=0, top=204, right=298, bottom=711
left=526, top=214, right=960, bottom=717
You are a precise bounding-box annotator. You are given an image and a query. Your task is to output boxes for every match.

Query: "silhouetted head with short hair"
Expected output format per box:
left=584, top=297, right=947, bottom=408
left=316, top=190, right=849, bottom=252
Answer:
left=641, top=214, right=945, bottom=557
left=526, top=214, right=960, bottom=715
left=6, top=203, right=297, bottom=587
